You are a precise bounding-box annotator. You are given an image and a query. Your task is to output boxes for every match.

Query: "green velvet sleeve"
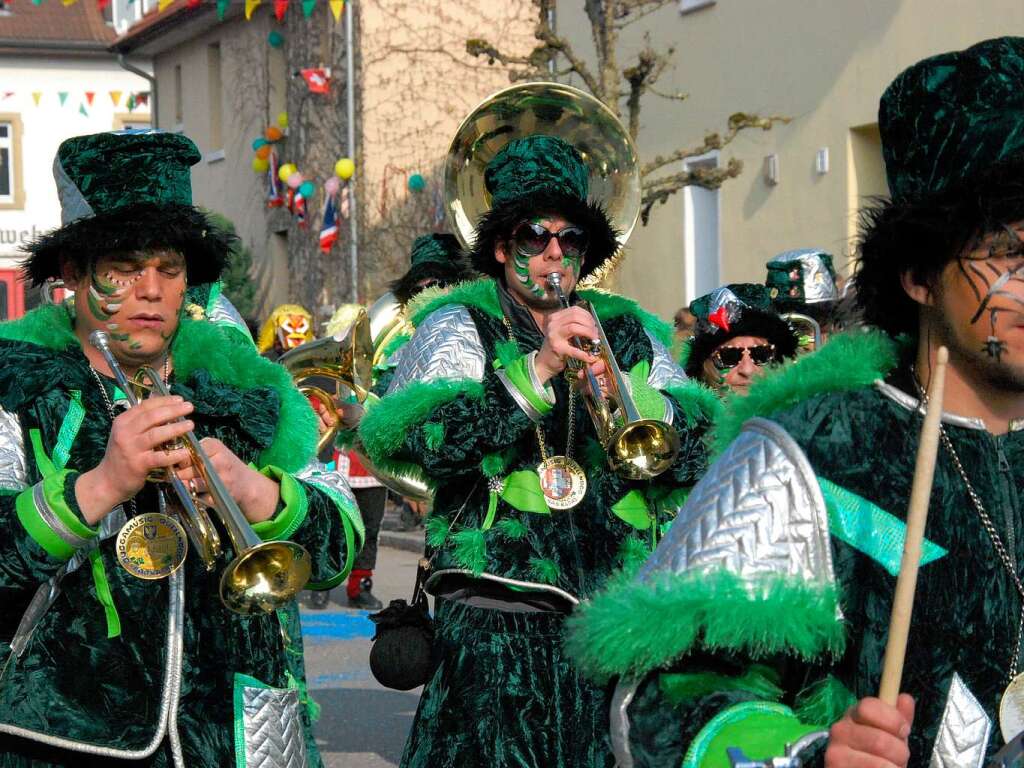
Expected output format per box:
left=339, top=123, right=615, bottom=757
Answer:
left=291, top=475, right=360, bottom=589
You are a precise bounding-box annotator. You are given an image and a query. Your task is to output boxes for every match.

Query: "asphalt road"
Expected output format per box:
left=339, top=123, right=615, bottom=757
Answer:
left=299, top=544, right=424, bottom=768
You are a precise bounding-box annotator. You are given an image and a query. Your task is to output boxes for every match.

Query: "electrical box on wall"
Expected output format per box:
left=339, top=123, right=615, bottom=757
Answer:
left=764, top=154, right=780, bottom=186
left=816, top=147, right=830, bottom=175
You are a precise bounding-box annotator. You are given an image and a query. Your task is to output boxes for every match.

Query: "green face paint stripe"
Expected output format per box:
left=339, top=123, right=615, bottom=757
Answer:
left=90, top=263, right=119, bottom=297
left=110, top=332, right=130, bottom=342
left=87, top=289, right=111, bottom=322
left=818, top=476, right=947, bottom=576
left=129, top=341, right=143, bottom=350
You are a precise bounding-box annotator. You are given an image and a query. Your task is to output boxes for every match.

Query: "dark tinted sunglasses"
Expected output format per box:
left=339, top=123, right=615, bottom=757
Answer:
left=711, top=344, right=777, bottom=369
left=511, top=222, right=589, bottom=260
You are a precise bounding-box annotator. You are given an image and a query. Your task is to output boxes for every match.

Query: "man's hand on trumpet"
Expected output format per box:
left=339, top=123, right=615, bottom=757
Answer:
left=174, top=438, right=279, bottom=525
left=75, top=395, right=196, bottom=525
left=535, top=306, right=606, bottom=385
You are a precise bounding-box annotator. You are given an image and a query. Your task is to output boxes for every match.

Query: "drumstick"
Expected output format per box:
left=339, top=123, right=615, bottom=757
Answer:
left=878, top=346, right=949, bottom=706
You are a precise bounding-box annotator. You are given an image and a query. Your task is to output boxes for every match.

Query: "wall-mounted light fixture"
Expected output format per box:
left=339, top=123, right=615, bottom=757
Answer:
left=764, top=154, right=780, bottom=186
left=816, top=147, right=830, bottom=175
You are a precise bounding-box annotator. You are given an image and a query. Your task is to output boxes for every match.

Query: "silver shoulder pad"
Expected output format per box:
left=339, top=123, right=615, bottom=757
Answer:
left=637, top=417, right=834, bottom=585
left=207, top=293, right=250, bottom=337
left=386, top=305, right=486, bottom=393
left=644, top=329, right=688, bottom=390
left=0, top=407, right=27, bottom=492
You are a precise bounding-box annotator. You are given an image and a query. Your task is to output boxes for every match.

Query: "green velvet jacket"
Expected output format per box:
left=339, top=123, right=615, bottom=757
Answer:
left=569, top=330, right=1024, bottom=767
left=360, top=278, right=718, bottom=604
left=0, top=305, right=362, bottom=768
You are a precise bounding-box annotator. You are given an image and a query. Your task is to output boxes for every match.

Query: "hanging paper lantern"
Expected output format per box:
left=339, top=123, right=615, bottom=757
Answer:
left=267, top=30, right=284, bottom=48
left=252, top=137, right=269, bottom=151
left=334, top=157, right=355, bottom=180
left=277, top=111, right=289, bottom=129
left=408, top=173, right=426, bottom=192
left=278, top=163, right=297, bottom=182
left=298, top=180, right=315, bottom=198
left=286, top=171, right=304, bottom=189
left=255, top=144, right=272, bottom=160
left=324, top=176, right=340, bottom=195
left=265, top=126, right=283, bottom=142
left=252, top=156, right=270, bottom=173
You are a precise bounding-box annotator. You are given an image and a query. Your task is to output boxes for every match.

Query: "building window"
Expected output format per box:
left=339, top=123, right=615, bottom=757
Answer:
left=681, top=150, right=720, bottom=304
left=0, top=115, right=24, bottom=210
left=207, top=43, right=223, bottom=150
left=112, top=113, right=152, bottom=131
left=679, top=0, right=715, bottom=13
left=112, top=0, right=141, bottom=33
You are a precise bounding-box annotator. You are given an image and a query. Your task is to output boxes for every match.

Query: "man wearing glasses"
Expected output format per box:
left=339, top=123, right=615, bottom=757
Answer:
left=359, top=133, right=715, bottom=767
left=683, top=284, right=799, bottom=396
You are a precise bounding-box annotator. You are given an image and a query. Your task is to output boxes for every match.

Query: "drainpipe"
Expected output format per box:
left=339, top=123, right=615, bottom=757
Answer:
left=345, top=0, right=358, bottom=303
left=117, top=53, right=158, bottom=128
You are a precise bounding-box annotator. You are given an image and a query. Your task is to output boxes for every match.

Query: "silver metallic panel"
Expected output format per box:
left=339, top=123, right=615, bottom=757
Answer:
left=875, top=381, right=988, bottom=431
left=929, top=673, right=990, bottom=768
left=609, top=678, right=639, bottom=768
left=644, top=329, right=689, bottom=391
left=241, top=684, right=308, bottom=768
left=54, top=154, right=94, bottom=225
left=637, top=418, right=834, bottom=587
left=297, top=462, right=365, bottom=544
left=386, top=305, right=485, bottom=394
left=768, top=249, right=838, bottom=304
left=207, top=294, right=250, bottom=339
left=0, top=408, right=27, bottom=492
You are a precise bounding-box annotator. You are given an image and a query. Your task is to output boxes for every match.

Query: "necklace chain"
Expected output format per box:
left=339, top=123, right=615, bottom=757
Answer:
left=911, top=365, right=1024, bottom=681
left=500, top=314, right=576, bottom=460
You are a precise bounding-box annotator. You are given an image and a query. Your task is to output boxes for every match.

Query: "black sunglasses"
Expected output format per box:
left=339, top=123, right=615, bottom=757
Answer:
left=711, top=344, right=777, bottom=369
left=511, top=222, right=589, bottom=260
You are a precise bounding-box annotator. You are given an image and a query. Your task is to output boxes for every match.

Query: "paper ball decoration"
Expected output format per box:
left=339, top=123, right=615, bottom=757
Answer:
left=278, top=163, right=297, bottom=182
left=408, top=173, right=426, bottom=192
left=268, top=30, right=284, bottom=48
left=287, top=171, right=304, bottom=189
left=277, top=111, right=289, bottom=129
left=255, top=144, right=272, bottom=160
left=265, top=126, right=283, bottom=142
left=252, top=137, right=268, bottom=151
left=334, top=157, right=355, bottom=180
left=252, top=156, right=270, bottom=173
left=298, top=180, right=315, bottom=197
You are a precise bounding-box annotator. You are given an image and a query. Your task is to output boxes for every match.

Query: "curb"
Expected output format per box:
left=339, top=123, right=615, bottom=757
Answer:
left=379, top=530, right=425, bottom=554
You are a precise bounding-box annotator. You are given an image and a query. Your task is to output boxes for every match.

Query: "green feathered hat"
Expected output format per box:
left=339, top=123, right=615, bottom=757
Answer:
left=879, top=36, right=1024, bottom=204
left=765, top=249, right=839, bottom=310
left=468, top=135, right=619, bottom=281
left=684, top=284, right=798, bottom=378
left=22, top=130, right=233, bottom=286
left=391, top=233, right=475, bottom=305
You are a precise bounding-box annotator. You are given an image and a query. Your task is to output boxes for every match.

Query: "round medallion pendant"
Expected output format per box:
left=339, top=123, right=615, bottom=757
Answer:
left=116, top=513, right=188, bottom=580
left=536, top=456, right=587, bottom=511
left=1001, top=673, right=1024, bottom=742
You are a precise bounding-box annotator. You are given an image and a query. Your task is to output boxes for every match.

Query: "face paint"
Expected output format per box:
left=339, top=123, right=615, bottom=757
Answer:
left=959, top=225, right=1024, bottom=360
left=561, top=251, right=581, bottom=278
left=512, top=249, right=546, bottom=298
left=87, top=261, right=136, bottom=323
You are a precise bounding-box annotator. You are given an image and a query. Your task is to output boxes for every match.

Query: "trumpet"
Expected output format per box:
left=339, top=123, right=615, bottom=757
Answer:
left=89, top=331, right=312, bottom=615
left=547, top=273, right=679, bottom=480
left=781, top=312, right=823, bottom=352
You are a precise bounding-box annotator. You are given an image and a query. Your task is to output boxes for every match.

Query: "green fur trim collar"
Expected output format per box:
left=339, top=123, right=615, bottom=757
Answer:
left=711, top=330, right=899, bottom=455
left=0, top=305, right=317, bottom=472
left=565, top=568, right=845, bottom=681
left=407, top=278, right=674, bottom=347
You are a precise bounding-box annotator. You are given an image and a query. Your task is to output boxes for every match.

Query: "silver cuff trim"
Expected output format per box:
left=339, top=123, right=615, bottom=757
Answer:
left=31, top=482, right=92, bottom=551
left=644, top=329, right=689, bottom=391
left=0, top=407, right=27, bottom=492
left=661, top=393, right=674, bottom=426
left=638, top=418, right=835, bottom=589
left=496, top=369, right=544, bottom=423
left=610, top=678, right=640, bottom=768
left=425, top=568, right=580, bottom=606
left=929, top=673, right=990, bottom=768
left=240, top=683, right=309, bottom=768
left=0, top=567, right=186, bottom=760
left=387, top=305, right=486, bottom=393
left=297, top=462, right=365, bottom=544
left=526, top=351, right=556, bottom=406
left=874, top=381, right=989, bottom=431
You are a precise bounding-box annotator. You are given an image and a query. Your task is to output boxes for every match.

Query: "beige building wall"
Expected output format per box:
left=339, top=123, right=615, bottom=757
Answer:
left=556, top=0, right=1024, bottom=319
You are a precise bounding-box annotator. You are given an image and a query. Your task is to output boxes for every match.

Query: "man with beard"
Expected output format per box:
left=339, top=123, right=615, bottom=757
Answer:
left=568, top=36, right=1024, bottom=768
left=359, top=131, right=715, bottom=767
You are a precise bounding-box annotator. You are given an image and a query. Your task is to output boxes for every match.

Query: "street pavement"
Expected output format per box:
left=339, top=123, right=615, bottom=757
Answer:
left=299, top=543, right=425, bottom=768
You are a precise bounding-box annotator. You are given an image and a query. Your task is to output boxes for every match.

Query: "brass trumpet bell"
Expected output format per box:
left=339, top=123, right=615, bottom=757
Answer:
left=220, top=540, right=312, bottom=615
left=607, top=419, right=680, bottom=480
left=444, top=82, right=642, bottom=253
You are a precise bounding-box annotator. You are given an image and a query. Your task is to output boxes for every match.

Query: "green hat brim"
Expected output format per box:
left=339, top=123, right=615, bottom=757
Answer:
left=684, top=310, right=798, bottom=379
left=21, top=204, right=234, bottom=287
left=390, top=257, right=478, bottom=306
left=468, top=190, right=619, bottom=280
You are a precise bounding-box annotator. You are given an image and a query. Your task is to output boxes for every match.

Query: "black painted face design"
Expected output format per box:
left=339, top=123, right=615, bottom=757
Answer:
left=959, top=225, right=1024, bottom=361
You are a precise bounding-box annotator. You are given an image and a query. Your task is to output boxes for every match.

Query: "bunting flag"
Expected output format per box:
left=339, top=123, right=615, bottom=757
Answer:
left=84, top=91, right=95, bottom=106
left=292, top=187, right=307, bottom=227
left=301, top=0, right=315, bottom=17
left=158, top=0, right=172, bottom=8
left=62, top=0, right=78, bottom=5
left=1, top=92, right=13, bottom=101
left=186, top=0, right=201, bottom=7
left=319, top=191, right=338, bottom=253
left=79, top=103, right=89, bottom=117
left=299, top=68, right=330, bottom=94
left=245, top=0, right=260, bottom=19
left=267, top=151, right=284, bottom=208
left=98, top=0, right=111, bottom=9
left=58, top=92, right=68, bottom=106
left=109, top=90, right=122, bottom=106
left=32, top=92, right=42, bottom=106
left=273, top=0, right=287, bottom=20
left=328, top=0, right=343, bottom=21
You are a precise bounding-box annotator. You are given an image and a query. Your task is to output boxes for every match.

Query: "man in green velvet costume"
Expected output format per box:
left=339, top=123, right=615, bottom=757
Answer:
left=567, top=36, right=1024, bottom=768
left=358, top=133, right=716, bottom=767
left=0, top=131, right=362, bottom=767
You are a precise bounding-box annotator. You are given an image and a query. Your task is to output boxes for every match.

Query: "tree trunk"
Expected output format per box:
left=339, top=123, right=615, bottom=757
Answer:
left=282, top=5, right=353, bottom=318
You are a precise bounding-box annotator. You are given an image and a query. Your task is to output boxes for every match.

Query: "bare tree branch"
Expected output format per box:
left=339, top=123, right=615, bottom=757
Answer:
left=641, top=113, right=791, bottom=177
left=640, top=158, right=743, bottom=223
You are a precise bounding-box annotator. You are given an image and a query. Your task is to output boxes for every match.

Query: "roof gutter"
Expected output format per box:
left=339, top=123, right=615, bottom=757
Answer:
left=118, top=53, right=158, bottom=128
left=0, top=38, right=111, bottom=52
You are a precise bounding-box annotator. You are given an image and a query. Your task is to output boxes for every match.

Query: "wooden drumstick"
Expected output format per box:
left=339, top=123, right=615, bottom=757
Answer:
left=878, top=346, right=949, bottom=706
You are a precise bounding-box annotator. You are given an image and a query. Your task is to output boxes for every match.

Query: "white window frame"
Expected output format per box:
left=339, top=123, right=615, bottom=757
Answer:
left=681, top=149, right=721, bottom=305
left=0, top=115, right=24, bottom=210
